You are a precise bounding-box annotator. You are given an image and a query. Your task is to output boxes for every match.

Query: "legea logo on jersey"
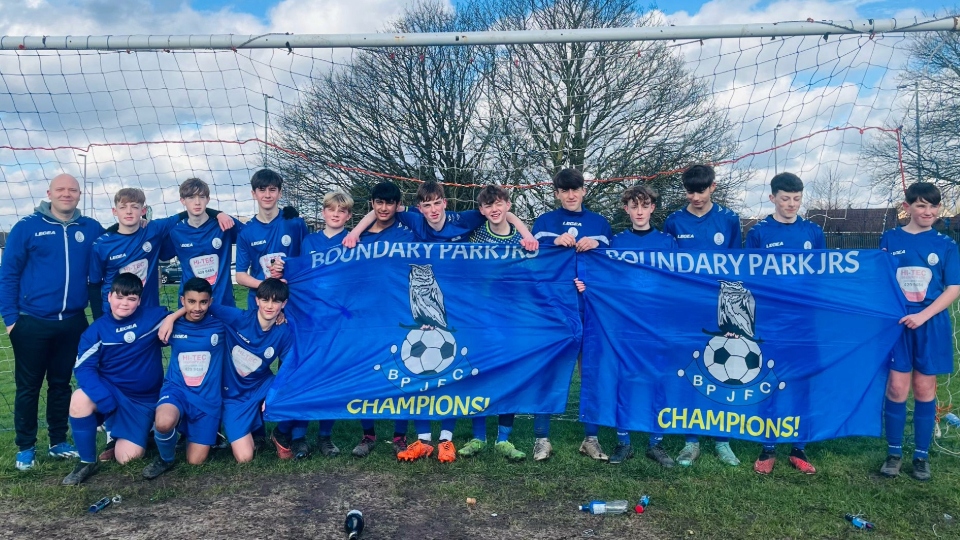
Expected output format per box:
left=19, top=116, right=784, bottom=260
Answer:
left=374, top=264, right=477, bottom=393
left=75, top=231, right=85, bottom=242
left=678, top=280, right=784, bottom=405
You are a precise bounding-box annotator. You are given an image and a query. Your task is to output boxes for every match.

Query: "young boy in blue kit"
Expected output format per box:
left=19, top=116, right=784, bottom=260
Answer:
left=456, top=185, right=530, bottom=462
left=62, top=273, right=170, bottom=485
left=532, top=168, right=612, bottom=462
left=879, top=182, right=960, bottom=482
left=594, top=185, right=677, bottom=468
left=142, top=278, right=226, bottom=479
left=663, top=164, right=742, bottom=467
left=745, top=173, right=823, bottom=475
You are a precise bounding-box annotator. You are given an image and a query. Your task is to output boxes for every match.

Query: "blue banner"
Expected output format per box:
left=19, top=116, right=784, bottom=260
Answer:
left=580, top=249, right=906, bottom=443
left=264, top=242, right=582, bottom=422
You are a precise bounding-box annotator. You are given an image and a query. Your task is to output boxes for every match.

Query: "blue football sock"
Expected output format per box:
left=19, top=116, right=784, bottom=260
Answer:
left=392, top=420, right=407, bottom=438
left=440, top=418, right=456, bottom=433
left=414, top=420, right=431, bottom=439
left=317, top=420, right=334, bottom=438
left=533, top=414, right=550, bottom=438
left=360, top=419, right=375, bottom=430
left=914, top=399, right=936, bottom=460
left=616, top=430, right=630, bottom=445
left=648, top=434, right=663, bottom=448
left=472, top=417, right=487, bottom=441
left=762, top=444, right=776, bottom=453
left=584, top=423, right=599, bottom=438
left=884, top=398, right=907, bottom=457
left=69, top=414, right=98, bottom=463
left=793, top=442, right=806, bottom=452
left=155, top=428, right=178, bottom=463
left=497, top=424, right=513, bottom=443
left=252, top=424, right=266, bottom=440
left=685, top=434, right=699, bottom=444
left=714, top=437, right=729, bottom=443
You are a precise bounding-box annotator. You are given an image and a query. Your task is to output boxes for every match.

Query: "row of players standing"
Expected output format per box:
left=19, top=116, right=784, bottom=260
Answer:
left=2, top=164, right=954, bottom=485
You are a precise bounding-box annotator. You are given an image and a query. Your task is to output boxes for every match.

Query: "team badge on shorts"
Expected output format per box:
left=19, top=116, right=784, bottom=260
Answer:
left=75, top=231, right=85, bottom=242
left=374, top=264, right=477, bottom=393
left=928, top=253, right=939, bottom=266
left=281, top=235, right=291, bottom=247
left=679, top=280, right=783, bottom=405
left=713, top=232, right=724, bottom=246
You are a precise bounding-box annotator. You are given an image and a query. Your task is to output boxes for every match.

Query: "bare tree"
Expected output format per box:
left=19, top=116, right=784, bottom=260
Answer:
left=482, top=0, right=741, bottom=226
left=805, top=168, right=852, bottom=211
left=271, top=0, right=495, bottom=218
left=864, top=25, right=960, bottom=202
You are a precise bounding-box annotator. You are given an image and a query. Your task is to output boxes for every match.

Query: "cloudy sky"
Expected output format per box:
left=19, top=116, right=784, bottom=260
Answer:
left=0, top=0, right=953, bottom=228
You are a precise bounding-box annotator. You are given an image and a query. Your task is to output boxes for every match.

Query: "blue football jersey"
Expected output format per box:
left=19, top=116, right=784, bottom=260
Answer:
left=303, top=229, right=348, bottom=254
left=164, top=314, right=227, bottom=416
left=880, top=227, right=960, bottom=306
left=164, top=216, right=242, bottom=307
left=74, top=306, right=169, bottom=411
left=396, top=209, right=485, bottom=242
left=663, top=203, right=742, bottom=250
left=89, top=216, right=180, bottom=314
left=745, top=215, right=826, bottom=250
left=359, top=220, right=416, bottom=243
left=532, top=208, right=613, bottom=246
left=235, top=214, right=308, bottom=308
left=209, top=304, right=295, bottom=399
left=610, top=228, right=678, bottom=250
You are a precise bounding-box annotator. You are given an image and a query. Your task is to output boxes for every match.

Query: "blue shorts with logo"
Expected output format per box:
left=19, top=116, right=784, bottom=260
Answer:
left=891, top=306, right=955, bottom=376
left=222, top=382, right=271, bottom=443
left=101, top=384, right=156, bottom=449
left=157, top=384, right=220, bottom=447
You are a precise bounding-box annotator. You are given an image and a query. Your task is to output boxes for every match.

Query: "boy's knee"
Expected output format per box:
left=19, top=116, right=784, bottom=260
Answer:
left=115, top=445, right=144, bottom=464
left=68, top=390, right=96, bottom=416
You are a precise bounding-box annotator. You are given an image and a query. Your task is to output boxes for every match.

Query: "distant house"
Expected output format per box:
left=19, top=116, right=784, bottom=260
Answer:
left=806, top=208, right=902, bottom=234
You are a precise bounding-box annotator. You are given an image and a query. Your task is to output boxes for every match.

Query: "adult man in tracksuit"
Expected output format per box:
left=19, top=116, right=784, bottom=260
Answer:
left=0, top=173, right=104, bottom=470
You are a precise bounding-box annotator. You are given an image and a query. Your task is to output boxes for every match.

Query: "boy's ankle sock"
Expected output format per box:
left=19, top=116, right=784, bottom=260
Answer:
left=155, top=428, right=178, bottom=462
left=439, top=430, right=453, bottom=442
left=70, top=414, right=99, bottom=463
left=418, top=434, right=432, bottom=443
left=472, top=417, right=486, bottom=441
left=884, top=398, right=907, bottom=456
left=363, top=427, right=376, bottom=438
left=685, top=434, right=699, bottom=444
left=360, top=419, right=375, bottom=433
left=583, top=423, right=599, bottom=438
left=317, top=420, right=335, bottom=438
left=761, top=444, right=776, bottom=453
left=413, top=420, right=431, bottom=436
left=914, top=399, right=936, bottom=460
left=392, top=420, right=407, bottom=437
left=533, top=414, right=550, bottom=438
left=648, top=434, right=663, bottom=448
left=496, top=424, right=512, bottom=443
left=616, top=431, right=631, bottom=445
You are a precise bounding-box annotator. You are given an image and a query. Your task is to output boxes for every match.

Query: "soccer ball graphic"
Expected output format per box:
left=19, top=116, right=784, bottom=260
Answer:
left=703, top=335, right=762, bottom=385
left=401, top=328, right=457, bottom=375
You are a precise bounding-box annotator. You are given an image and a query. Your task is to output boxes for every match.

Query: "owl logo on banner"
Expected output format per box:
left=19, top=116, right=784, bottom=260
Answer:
left=678, top=280, right=784, bottom=405
left=374, top=264, right=478, bottom=393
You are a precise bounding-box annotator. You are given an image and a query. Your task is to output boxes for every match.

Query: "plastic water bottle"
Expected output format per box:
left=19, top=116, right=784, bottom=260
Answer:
left=944, top=413, right=960, bottom=428
left=845, top=513, right=875, bottom=530
left=579, top=500, right=629, bottom=514
left=635, top=495, right=650, bottom=514
left=344, top=509, right=364, bottom=539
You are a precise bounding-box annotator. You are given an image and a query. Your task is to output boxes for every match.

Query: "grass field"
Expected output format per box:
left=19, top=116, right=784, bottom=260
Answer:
left=1, top=286, right=960, bottom=538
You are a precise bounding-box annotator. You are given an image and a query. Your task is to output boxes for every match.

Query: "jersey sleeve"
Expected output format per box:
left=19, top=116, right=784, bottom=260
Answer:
left=209, top=303, right=246, bottom=327
left=812, top=225, right=827, bottom=249
left=149, top=214, right=182, bottom=241
left=663, top=214, right=677, bottom=237
left=88, top=237, right=107, bottom=285
left=667, top=234, right=679, bottom=250
left=454, top=210, right=485, bottom=232
left=745, top=227, right=761, bottom=249
left=235, top=230, right=252, bottom=274
left=729, top=216, right=743, bottom=249
left=941, top=238, right=960, bottom=286
left=73, top=323, right=119, bottom=414
left=598, top=219, right=613, bottom=246
left=879, top=230, right=891, bottom=251
left=395, top=211, right=429, bottom=240
left=0, top=223, right=27, bottom=326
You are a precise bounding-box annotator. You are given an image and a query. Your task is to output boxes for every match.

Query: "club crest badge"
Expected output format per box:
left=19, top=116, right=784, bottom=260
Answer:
left=678, top=280, right=784, bottom=405
left=75, top=231, right=85, bottom=242
left=375, top=264, right=477, bottom=392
